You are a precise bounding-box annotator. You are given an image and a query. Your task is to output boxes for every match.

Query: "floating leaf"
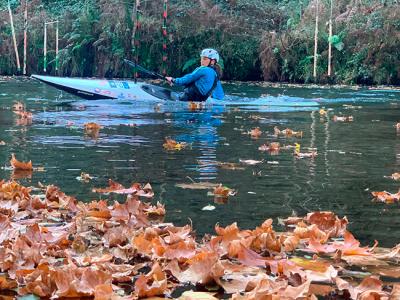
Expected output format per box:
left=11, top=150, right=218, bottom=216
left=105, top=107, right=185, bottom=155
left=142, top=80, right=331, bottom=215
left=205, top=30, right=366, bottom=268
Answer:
left=274, top=126, right=303, bottom=138
left=84, top=122, right=101, bottom=138
left=179, top=291, right=218, bottom=300
left=239, top=159, right=264, bottom=165
left=371, top=190, right=400, bottom=203
left=249, top=127, right=262, bottom=138
left=76, top=172, right=93, bottom=183
left=319, top=109, right=327, bottom=116
left=176, top=182, right=220, bottom=190
left=163, top=137, right=187, bottom=151
left=332, top=115, right=353, bottom=122
left=295, top=151, right=318, bottom=159
left=258, top=142, right=280, bottom=154
left=10, top=153, right=33, bottom=171
left=390, top=173, right=400, bottom=181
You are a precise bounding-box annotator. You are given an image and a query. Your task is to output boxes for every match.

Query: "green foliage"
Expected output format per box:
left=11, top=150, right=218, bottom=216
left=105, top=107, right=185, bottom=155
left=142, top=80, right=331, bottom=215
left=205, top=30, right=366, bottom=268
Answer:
left=0, top=0, right=399, bottom=84
left=260, top=0, right=400, bottom=85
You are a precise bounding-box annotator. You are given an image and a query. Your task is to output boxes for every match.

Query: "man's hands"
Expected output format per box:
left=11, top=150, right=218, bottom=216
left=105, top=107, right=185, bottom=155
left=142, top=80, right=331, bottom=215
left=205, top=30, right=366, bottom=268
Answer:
left=165, top=77, right=174, bottom=86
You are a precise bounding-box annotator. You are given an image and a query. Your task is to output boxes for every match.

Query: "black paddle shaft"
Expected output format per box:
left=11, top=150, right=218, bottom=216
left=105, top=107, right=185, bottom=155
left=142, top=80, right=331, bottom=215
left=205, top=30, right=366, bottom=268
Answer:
left=123, top=59, right=166, bottom=80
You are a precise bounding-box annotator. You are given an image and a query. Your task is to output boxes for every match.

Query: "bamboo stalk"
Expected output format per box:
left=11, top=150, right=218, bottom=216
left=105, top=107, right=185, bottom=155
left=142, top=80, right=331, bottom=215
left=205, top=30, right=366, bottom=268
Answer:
left=327, top=0, right=333, bottom=77
left=8, top=0, right=21, bottom=73
left=313, top=0, right=319, bottom=79
left=23, top=0, right=28, bottom=75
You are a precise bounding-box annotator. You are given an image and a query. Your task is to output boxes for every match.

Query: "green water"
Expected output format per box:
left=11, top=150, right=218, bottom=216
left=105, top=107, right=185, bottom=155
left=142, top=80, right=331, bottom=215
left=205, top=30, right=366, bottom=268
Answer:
left=1, top=77, right=400, bottom=247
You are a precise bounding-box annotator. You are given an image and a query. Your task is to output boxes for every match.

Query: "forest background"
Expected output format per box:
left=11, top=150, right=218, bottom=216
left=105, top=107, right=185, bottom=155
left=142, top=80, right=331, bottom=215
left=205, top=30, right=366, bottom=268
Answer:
left=0, top=0, right=399, bottom=85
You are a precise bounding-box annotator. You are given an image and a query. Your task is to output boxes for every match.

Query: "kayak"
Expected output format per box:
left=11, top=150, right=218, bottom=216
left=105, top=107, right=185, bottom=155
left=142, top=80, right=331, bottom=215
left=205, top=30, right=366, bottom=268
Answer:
left=31, top=75, right=320, bottom=107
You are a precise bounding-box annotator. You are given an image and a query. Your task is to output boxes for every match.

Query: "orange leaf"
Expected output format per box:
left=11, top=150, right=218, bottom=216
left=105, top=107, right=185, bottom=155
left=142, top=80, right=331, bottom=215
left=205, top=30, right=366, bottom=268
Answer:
left=0, top=275, right=17, bottom=290
left=135, top=262, right=168, bottom=298
left=10, top=153, right=33, bottom=171
left=163, top=137, right=186, bottom=151
left=250, top=127, right=262, bottom=138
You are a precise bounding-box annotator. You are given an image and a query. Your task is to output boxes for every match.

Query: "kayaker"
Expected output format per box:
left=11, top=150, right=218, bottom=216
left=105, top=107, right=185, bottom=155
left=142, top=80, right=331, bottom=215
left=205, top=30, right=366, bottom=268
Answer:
left=166, top=48, right=224, bottom=101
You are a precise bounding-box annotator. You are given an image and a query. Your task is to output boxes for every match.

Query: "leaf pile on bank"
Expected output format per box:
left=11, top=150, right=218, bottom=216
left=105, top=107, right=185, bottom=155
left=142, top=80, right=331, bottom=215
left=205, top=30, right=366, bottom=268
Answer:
left=0, top=181, right=400, bottom=299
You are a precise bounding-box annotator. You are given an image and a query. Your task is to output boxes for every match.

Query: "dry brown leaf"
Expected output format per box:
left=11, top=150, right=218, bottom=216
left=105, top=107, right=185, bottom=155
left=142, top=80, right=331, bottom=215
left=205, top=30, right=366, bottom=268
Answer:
left=213, top=184, right=236, bottom=198
left=178, top=291, right=218, bottom=300
left=371, top=190, right=400, bottom=203
left=84, top=122, right=101, bottom=138
left=10, top=153, right=33, bottom=171
left=332, top=115, right=353, bottom=122
left=249, top=127, right=262, bottom=138
left=390, top=173, right=400, bottom=180
left=258, top=142, right=280, bottom=154
left=163, top=137, right=187, bottom=151
left=176, top=182, right=220, bottom=190
left=134, top=262, right=168, bottom=298
left=274, top=126, right=303, bottom=137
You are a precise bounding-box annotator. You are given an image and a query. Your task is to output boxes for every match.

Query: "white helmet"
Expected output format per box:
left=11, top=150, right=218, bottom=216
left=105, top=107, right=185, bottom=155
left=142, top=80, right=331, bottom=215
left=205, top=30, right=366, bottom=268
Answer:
left=200, top=48, right=220, bottom=62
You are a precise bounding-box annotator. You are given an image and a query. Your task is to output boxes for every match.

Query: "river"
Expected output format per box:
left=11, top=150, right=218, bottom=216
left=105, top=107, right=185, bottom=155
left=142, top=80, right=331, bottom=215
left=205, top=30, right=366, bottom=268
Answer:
left=1, top=77, right=400, bottom=247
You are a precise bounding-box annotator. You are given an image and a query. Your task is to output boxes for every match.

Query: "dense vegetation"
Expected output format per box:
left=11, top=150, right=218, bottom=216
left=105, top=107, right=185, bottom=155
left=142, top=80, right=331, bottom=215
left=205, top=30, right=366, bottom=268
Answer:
left=0, top=0, right=399, bottom=84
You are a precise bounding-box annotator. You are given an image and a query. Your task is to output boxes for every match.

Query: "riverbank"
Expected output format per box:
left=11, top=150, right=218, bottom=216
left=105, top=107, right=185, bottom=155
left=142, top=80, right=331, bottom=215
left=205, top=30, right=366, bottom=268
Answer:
left=2, top=76, right=400, bottom=92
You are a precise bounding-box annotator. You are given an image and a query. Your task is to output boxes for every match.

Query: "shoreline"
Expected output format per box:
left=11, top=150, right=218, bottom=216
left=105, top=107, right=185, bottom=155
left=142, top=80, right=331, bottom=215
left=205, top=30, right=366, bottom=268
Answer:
left=2, top=75, right=400, bottom=91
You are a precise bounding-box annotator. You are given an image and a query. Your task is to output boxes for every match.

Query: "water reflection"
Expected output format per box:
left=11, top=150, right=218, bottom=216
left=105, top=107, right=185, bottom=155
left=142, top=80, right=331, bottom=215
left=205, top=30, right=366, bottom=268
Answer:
left=174, top=110, right=223, bottom=180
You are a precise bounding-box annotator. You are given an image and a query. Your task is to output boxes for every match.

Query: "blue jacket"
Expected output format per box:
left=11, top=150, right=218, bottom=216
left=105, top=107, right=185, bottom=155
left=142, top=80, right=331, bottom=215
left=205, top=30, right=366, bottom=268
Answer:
left=174, top=66, right=225, bottom=100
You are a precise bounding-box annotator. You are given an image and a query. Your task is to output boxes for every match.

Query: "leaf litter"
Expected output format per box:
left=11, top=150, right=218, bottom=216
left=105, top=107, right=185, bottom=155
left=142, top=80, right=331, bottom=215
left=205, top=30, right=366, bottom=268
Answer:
left=0, top=181, right=399, bottom=299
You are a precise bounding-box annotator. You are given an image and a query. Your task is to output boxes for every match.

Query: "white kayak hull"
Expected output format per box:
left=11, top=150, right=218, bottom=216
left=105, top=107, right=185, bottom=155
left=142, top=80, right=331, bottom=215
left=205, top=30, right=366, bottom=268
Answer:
left=32, top=75, right=320, bottom=107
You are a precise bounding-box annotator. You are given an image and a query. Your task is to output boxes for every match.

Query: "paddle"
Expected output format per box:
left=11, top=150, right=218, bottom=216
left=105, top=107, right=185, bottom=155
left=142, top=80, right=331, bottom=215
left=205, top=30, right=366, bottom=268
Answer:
left=123, top=59, right=167, bottom=80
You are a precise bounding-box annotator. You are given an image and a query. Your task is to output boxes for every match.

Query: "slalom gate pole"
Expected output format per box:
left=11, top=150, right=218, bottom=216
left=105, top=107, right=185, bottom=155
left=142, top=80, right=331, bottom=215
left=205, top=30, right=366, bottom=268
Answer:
left=44, top=22, right=47, bottom=72
left=161, top=0, right=168, bottom=76
left=23, top=0, right=28, bottom=75
left=133, top=0, right=141, bottom=83
left=56, top=20, right=59, bottom=72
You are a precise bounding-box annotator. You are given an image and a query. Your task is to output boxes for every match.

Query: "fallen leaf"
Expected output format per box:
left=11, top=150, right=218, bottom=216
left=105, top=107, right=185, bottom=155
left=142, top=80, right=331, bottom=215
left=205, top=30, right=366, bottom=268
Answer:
left=258, top=142, right=280, bottom=154
left=371, top=190, right=400, bottom=203
left=319, top=109, right=327, bottom=116
left=134, top=263, right=168, bottom=298
left=178, top=291, right=218, bottom=300
left=249, top=127, right=262, bottom=138
left=84, top=122, right=101, bottom=138
left=390, top=173, right=400, bottom=180
left=274, top=126, right=303, bottom=138
left=163, top=137, right=187, bottom=151
left=213, top=184, right=233, bottom=197
left=239, top=159, right=264, bottom=165
left=332, top=115, right=353, bottom=122
left=77, top=172, right=93, bottom=183
left=295, top=151, right=318, bottom=159
left=176, top=182, right=220, bottom=190
left=10, top=153, right=33, bottom=171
